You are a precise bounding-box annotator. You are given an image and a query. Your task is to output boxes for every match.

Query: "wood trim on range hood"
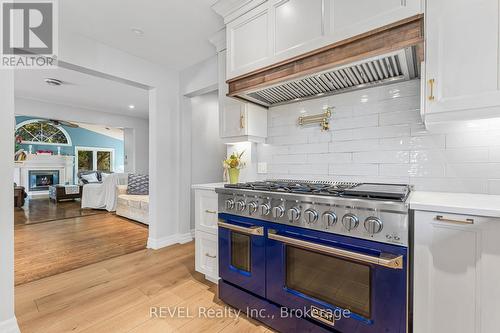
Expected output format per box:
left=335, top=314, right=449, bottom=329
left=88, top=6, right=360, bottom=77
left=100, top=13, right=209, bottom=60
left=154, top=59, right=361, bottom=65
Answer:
left=227, top=14, right=424, bottom=107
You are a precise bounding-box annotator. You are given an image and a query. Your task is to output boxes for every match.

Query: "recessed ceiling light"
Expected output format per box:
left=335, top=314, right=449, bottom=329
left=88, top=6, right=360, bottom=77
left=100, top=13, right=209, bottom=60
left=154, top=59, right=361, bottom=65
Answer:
left=131, top=28, right=144, bottom=36
left=128, top=104, right=135, bottom=109
left=44, top=78, right=62, bottom=86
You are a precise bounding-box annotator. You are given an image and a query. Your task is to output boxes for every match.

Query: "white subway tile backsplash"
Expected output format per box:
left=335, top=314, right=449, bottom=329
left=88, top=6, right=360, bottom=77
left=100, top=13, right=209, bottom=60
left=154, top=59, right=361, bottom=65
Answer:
left=289, top=164, right=329, bottom=175
left=353, top=151, right=410, bottom=164
left=258, top=79, right=500, bottom=193
left=289, top=143, right=329, bottom=154
left=329, top=164, right=379, bottom=176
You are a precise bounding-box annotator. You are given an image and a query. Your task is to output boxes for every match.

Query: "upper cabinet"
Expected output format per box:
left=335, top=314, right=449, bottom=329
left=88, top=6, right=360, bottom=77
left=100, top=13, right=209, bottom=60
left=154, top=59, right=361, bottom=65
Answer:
left=222, top=0, right=423, bottom=79
left=218, top=49, right=268, bottom=142
left=423, top=0, right=500, bottom=123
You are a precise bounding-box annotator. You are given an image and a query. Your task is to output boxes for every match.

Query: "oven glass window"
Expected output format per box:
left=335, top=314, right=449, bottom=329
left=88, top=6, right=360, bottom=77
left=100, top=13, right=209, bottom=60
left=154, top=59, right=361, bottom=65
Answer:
left=231, top=232, right=251, bottom=272
left=286, top=246, right=371, bottom=318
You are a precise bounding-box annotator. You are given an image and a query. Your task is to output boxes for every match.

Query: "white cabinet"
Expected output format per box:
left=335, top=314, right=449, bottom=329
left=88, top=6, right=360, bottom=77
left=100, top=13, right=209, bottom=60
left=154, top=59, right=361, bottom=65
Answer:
left=227, top=2, right=272, bottom=78
left=194, top=188, right=219, bottom=283
left=223, top=0, right=422, bottom=79
left=328, top=0, right=422, bottom=42
left=195, top=231, right=218, bottom=283
left=413, top=210, right=500, bottom=333
left=218, top=50, right=267, bottom=142
left=423, top=0, right=500, bottom=123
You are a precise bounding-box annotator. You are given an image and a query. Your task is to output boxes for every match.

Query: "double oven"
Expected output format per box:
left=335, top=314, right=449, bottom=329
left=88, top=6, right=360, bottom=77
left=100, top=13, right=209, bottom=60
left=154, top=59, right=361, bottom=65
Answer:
left=217, top=186, right=409, bottom=333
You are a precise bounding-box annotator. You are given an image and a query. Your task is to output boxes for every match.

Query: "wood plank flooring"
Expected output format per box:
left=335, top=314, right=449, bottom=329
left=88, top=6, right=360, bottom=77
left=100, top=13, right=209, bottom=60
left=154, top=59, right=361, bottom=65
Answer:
left=15, top=242, right=273, bottom=333
left=15, top=214, right=148, bottom=285
left=15, top=198, right=105, bottom=226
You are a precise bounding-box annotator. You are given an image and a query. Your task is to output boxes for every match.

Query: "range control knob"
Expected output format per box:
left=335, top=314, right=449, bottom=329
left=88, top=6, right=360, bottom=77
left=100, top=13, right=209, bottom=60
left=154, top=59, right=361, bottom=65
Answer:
left=322, top=211, right=337, bottom=227
left=235, top=200, right=246, bottom=212
left=247, top=201, right=258, bottom=214
left=342, top=213, right=359, bottom=231
left=272, top=206, right=285, bottom=219
left=259, top=203, right=271, bottom=216
left=225, top=199, right=235, bottom=210
left=287, top=207, right=301, bottom=222
left=304, top=209, right=319, bottom=224
left=364, top=217, right=383, bottom=235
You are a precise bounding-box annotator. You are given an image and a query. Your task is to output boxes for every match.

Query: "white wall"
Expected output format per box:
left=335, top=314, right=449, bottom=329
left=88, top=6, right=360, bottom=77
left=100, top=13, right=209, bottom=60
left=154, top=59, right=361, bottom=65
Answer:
left=15, top=98, right=149, bottom=174
left=190, top=91, right=225, bottom=228
left=179, top=55, right=219, bottom=233
left=257, top=79, right=500, bottom=194
left=0, top=71, right=17, bottom=333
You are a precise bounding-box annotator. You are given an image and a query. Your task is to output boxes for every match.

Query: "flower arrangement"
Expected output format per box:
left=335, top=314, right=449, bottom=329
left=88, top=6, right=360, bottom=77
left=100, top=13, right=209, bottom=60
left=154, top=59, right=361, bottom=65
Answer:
left=223, top=150, right=246, bottom=184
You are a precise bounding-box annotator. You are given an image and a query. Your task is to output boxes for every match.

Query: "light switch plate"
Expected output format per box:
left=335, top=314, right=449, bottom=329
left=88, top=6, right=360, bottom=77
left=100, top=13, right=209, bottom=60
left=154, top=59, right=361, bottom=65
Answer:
left=257, top=162, right=267, bottom=174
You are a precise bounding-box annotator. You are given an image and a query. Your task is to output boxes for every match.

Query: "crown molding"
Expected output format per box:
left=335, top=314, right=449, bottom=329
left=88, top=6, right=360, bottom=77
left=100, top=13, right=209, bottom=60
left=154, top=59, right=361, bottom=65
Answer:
left=211, top=0, right=266, bottom=23
left=209, top=28, right=227, bottom=52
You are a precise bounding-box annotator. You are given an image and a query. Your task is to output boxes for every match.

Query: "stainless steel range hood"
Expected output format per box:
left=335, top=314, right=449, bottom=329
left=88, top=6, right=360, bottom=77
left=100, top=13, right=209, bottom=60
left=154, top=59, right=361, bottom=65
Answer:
left=226, top=14, right=424, bottom=108
left=241, top=48, right=418, bottom=107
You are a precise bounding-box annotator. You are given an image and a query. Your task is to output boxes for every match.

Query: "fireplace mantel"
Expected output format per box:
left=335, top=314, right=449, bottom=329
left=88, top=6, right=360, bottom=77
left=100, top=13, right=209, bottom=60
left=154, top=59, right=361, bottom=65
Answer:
left=14, top=154, right=75, bottom=196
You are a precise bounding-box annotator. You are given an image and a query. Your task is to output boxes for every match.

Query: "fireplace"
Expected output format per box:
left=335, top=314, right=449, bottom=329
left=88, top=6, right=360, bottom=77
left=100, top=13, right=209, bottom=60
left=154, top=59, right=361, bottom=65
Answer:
left=28, top=170, right=60, bottom=192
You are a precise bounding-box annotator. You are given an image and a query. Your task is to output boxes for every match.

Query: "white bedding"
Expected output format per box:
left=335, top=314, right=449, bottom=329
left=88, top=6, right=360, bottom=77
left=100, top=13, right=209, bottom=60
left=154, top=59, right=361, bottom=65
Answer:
left=81, top=173, right=128, bottom=211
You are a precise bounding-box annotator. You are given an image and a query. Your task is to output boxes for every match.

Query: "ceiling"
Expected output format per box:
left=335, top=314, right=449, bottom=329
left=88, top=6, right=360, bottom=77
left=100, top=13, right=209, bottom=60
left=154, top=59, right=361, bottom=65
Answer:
left=14, top=67, right=149, bottom=118
left=74, top=122, right=124, bottom=141
left=59, top=0, right=224, bottom=71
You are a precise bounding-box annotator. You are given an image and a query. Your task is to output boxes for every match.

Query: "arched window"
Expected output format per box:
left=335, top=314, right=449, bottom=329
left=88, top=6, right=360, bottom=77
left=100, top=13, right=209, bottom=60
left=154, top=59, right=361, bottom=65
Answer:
left=15, top=119, right=72, bottom=146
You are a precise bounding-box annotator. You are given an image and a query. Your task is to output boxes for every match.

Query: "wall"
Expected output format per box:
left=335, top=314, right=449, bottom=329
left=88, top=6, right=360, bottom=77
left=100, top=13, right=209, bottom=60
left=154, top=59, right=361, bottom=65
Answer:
left=15, top=98, right=149, bottom=174
left=179, top=55, right=220, bottom=233
left=190, top=91, right=226, bottom=229
left=257, top=79, right=500, bottom=194
left=0, top=71, right=17, bottom=332
left=15, top=116, right=125, bottom=173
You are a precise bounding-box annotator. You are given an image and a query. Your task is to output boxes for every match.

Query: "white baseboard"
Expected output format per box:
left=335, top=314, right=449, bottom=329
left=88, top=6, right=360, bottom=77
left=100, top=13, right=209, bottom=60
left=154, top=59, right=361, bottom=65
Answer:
left=190, top=229, right=195, bottom=238
left=147, top=232, right=193, bottom=250
left=0, top=317, right=20, bottom=333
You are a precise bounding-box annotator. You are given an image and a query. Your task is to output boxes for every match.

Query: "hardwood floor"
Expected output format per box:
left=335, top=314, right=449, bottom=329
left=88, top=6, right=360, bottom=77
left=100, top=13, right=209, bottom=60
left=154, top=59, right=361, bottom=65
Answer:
left=15, top=241, right=273, bottom=333
left=15, top=214, right=148, bottom=285
left=15, top=198, right=105, bottom=226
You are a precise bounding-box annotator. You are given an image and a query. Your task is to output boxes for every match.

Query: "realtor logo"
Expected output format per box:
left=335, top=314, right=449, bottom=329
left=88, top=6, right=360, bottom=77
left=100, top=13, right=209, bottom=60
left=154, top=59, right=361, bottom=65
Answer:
left=1, top=0, right=58, bottom=68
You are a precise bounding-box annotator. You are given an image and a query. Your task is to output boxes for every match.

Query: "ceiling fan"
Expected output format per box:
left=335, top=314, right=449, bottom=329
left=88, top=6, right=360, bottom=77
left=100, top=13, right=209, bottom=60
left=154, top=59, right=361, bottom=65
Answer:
left=39, top=119, right=79, bottom=128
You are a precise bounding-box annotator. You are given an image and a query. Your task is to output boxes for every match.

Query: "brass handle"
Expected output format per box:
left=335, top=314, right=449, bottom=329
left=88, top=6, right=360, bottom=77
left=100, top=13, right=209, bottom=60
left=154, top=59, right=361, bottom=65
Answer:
left=428, top=79, right=435, bottom=101
left=205, top=210, right=217, bottom=214
left=240, top=112, right=245, bottom=129
left=218, top=221, right=264, bottom=236
left=205, top=253, right=216, bottom=258
left=268, top=229, right=403, bottom=269
left=435, top=215, right=474, bottom=225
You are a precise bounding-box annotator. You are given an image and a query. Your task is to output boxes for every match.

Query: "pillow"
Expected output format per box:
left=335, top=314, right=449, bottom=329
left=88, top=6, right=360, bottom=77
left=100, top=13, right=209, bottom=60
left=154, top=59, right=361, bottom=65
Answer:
left=127, top=174, right=149, bottom=195
left=81, top=172, right=99, bottom=184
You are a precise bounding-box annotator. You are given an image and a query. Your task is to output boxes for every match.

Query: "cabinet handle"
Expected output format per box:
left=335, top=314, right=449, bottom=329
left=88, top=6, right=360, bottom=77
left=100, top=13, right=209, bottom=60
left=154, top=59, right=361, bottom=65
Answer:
left=428, top=79, right=435, bottom=101
left=240, top=112, right=245, bottom=129
left=205, top=253, right=216, bottom=259
left=435, top=215, right=474, bottom=225
left=205, top=210, right=217, bottom=214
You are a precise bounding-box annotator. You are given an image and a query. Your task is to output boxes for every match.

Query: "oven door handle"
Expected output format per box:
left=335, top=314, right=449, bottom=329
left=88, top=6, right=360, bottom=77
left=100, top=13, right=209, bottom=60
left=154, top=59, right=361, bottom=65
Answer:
left=268, top=230, right=403, bottom=269
left=218, top=221, right=264, bottom=236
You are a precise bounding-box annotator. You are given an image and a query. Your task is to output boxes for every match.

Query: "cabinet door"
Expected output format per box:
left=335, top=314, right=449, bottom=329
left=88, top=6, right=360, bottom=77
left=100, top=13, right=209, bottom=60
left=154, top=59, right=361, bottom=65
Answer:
left=272, top=0, right=326, bottom=58
left=227, top=2, right=272, bottom=79
left=425, top=0, right=500, bottom=121
left=414, top=211, right=500, bottom=333
left=328, top=0, right=422, bottom=42
left=218, top=50, right=247, bottom=138
left=194, top=189, right=218, bottom=234
left=195, top=231, right=219, bottom=282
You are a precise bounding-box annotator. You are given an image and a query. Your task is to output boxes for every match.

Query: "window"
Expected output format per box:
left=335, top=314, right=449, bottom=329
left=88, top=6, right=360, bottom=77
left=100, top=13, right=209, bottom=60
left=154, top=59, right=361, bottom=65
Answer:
left=75, top=147, right=114, bottom=173
left=15, top=119, right=72, bottom=146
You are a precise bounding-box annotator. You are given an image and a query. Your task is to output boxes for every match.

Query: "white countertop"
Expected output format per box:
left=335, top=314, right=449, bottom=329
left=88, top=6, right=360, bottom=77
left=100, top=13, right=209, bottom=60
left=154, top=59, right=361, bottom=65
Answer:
left=410, top=191, right=500, bottom=217
left=191, top=182, right=227, bottom=191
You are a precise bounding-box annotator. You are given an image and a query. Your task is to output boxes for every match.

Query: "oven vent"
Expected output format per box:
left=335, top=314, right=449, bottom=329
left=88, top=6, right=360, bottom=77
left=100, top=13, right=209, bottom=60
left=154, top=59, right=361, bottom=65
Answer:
left=242, top=48, right=418, bottom=107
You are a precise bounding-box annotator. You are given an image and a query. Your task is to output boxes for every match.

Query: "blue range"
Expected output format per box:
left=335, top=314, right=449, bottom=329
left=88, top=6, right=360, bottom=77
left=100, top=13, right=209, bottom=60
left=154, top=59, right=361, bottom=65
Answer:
left=215, top=181, right=411, bottom=333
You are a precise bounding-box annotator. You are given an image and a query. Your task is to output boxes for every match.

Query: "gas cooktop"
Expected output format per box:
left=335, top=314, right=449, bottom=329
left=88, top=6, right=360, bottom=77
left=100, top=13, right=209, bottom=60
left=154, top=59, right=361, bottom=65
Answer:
left=224, top=180, right=410, bottom=202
